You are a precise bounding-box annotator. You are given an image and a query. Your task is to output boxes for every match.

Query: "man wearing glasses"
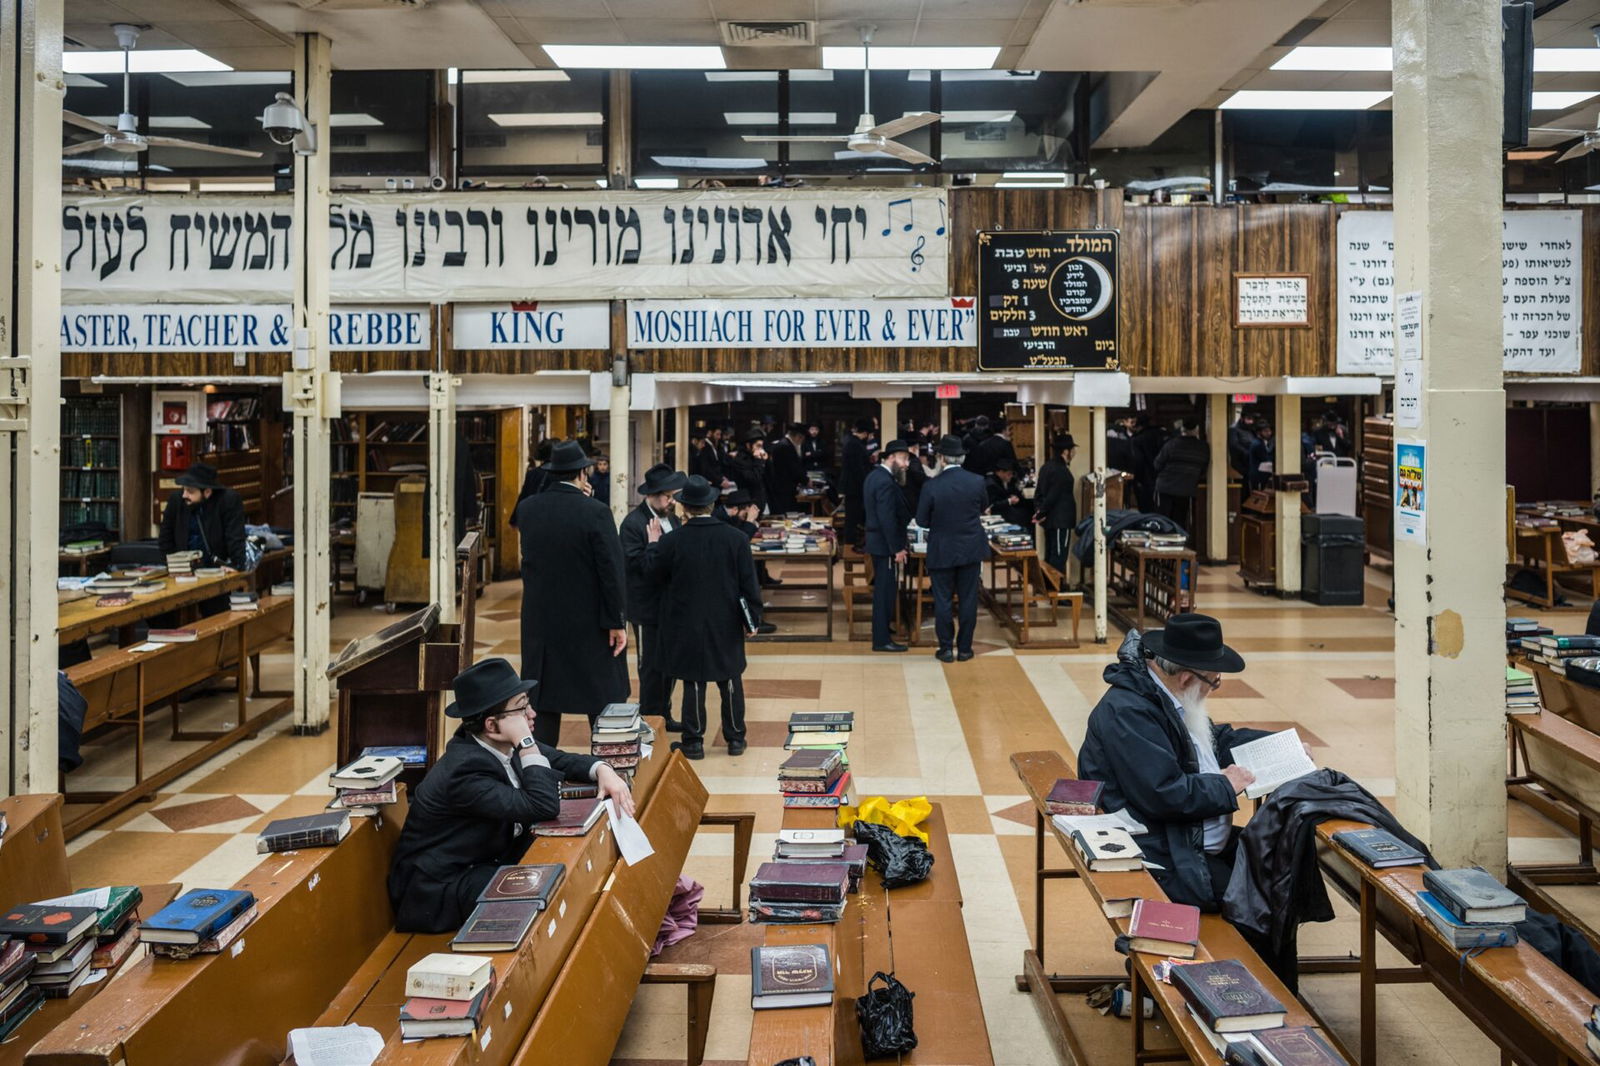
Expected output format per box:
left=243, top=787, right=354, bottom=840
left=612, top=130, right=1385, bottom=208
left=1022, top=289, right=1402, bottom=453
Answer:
left=388, top=658, right=635, bottom=933
left=1077, top=614, right=1289, bottom=913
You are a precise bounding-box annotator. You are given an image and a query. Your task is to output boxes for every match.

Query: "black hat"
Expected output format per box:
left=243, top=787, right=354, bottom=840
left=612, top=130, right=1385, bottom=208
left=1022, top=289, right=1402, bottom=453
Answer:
left=995, top=458, right=1016, bottom=472
left=973, top=415, right=991, bottom=432
left=935, top=434, right=966, bottom=458
left=725, top=488, right=753, bottom=506
left=881, top=439, right=911, bottom=457
left=1141, top=613, right=1245, bottom=674
left=1053, top=434, right=1078, bottom=453
left=677, top=474, right=720, bottom=508
left=853, top=417, right=876, bottom=434
left=544, top=439, right=594, bottom=473
left=786, top=422, right=807, bottom=437
left=637, top=463, right=686, bottom=496
left=743, top=427, right=766, bottom=443
left=446, top=657, right=536, bottom=719
left=175, top=462, right=223, bottom=491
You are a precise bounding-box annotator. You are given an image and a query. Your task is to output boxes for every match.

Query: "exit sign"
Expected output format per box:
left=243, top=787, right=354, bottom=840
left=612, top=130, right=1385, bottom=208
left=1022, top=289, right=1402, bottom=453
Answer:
left=936, top=384, right=961, bottom=400
left=1231, top=393, right=1257, bottom=403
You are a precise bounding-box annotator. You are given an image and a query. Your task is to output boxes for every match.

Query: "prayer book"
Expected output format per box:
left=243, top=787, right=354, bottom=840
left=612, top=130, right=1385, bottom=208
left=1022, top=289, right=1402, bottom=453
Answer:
left=1228, top=729, right=1317, bottom=799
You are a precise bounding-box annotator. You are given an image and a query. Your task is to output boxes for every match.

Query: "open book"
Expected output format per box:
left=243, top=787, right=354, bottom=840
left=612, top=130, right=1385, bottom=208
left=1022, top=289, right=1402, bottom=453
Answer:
left=1228, top=728, right=1317, bottom=800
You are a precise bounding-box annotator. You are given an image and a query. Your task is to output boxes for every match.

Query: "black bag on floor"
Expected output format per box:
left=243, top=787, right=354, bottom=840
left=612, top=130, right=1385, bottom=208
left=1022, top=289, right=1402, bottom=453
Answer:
left=856, top=971, right=917, bottom=1059
left=853, top=821, right=934, bottom=888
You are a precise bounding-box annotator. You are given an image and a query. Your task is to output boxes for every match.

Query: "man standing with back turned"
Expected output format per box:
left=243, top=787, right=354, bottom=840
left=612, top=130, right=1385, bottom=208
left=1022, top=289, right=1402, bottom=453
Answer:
left=863, top=440, right=913, bottom=653
left=915, top=434, right=990, bottom=663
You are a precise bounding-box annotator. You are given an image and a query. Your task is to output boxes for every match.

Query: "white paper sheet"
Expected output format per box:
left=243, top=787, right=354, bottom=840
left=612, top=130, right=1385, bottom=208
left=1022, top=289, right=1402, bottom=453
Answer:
left=1052, top=808, right=1149, bottom=838
left=605, top=799, right=654, bottom=866
left=34, top=887, right=111, bottom=909
left=1229, top=728, right=1317, bottom=799
left=286, top=1025, right=385, bottom=1066
left=128, top=642, right=163, bottom=653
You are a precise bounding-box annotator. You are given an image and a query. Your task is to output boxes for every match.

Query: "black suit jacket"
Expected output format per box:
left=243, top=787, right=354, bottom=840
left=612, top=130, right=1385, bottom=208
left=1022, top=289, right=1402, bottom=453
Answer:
left=1034, top=458, right=1077, bottom=530
left=387, top=730, right=599, bottom=933
left=157, top=486, right=248, bottom=570
left=862, top=465, right=911, bottom=557
left=767, top=438, right=806, bottom=512
left=619, top=500, right=674, bottom=626
left=915, top=467, right=990, bottom=570
left=650, top=515, right=761, bottom=682
left=693, top=441, right=725, bottom=484
left=840, top=435, right=872, bottom=500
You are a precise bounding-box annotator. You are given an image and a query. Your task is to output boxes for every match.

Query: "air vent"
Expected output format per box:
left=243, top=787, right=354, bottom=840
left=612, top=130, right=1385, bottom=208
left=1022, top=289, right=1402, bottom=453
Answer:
left=295, top=0, right=427, bottom=10
left=465, top=133, right=507, bottom=149
left=720, top=20, right=815, bottom=47
left=332, top=132, right=368, bottom=148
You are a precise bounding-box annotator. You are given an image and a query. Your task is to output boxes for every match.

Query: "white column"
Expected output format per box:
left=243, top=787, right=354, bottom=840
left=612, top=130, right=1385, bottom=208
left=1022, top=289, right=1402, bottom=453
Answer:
left=791, top=393, right=803, bottom=425
left=1274, top=394, right=1302, bottom=593
left=1391, top=0, right=1507, bottom=868
left=0, top=0, right=63, bottom=792
left=427, top=370, right=458, bottom=623
left=1207, top=393, right=1230, bottom=564
left=649, top=410, right=662, bottom=466
left=939, top=398, right=951, bottom=437
left=1091, top=406, right=1108, bottom=643
left=880, top=398, right=899, bottom=443
left=1032, top=404, right=1046, bottom=471
left=286, top=33, right=335, bottom=733
left=674, top=405, right=690, bottom=473
left=609, top=382, right=631, bottom=526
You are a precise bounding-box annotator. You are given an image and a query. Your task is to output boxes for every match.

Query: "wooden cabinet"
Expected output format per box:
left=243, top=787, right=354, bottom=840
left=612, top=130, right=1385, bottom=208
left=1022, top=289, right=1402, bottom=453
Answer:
left=1238, top=491, right=1277, bottom=587
left=1361, top=415, right=1393, bottom=561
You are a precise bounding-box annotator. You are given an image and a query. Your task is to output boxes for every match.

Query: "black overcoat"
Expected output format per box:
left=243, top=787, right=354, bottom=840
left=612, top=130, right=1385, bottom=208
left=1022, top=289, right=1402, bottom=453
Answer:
left=862, top=465, right=910, bottom=557
left=649, top=515, right=761, bottom=682
left=1033, top=458, right=1077, bottom=530
left=914, top=466, right=990, bottom=570
left=619, top=500, right=672, bottom=626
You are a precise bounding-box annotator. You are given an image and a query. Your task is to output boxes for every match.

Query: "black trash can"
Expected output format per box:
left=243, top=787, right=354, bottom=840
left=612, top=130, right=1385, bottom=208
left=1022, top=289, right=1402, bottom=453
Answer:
left=1301, top=514, right=1365, bottom=606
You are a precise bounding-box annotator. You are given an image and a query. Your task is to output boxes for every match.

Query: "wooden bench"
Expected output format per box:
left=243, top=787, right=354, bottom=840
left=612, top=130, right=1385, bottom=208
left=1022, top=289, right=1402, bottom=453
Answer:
left=57, top=571, right=250, bottom=647
left=61, top=595, right=295, bottom=839
left=27, top=798, right=405, bottom=1066
left=1505, top=709, right=1600, bottom=948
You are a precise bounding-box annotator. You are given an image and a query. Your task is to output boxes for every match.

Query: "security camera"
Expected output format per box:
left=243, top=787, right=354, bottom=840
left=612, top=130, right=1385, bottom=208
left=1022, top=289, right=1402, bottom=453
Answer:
left=260, top=92, right=318, bottom=156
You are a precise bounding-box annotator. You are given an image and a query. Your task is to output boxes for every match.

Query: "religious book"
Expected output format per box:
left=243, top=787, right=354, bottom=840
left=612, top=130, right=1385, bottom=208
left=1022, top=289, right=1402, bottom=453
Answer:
left=95, top=592, right=133, bottom=608
left=774, top=845, right=868, bottom=893
left=31, top=962, right=94, bottom=999
left=1046, top=778, right=1105, bottom=817
left=778, top=748, right=845, bottom=780
left=774, top=828, right=846, bottom=856
left=749, top=862, right=850, bottom=905
left=1229, top=729, right=1318, bottom=800
left=228, top=590, right=259, bottom=612
left=256, top=810, right=351, bottom=854
left=0, top=905, right=98, bottom=948
left=1103, top=897, right=1136, bottom=920
left=783, top=771, right=853, bottom=809
left=1248, top=1026, right=1346, bottom=1066
left=749, top=898, right=846, bottom=924
left=749, top=944, right=834, bottom=1009
left=145, top=628, right=198, bottom=643
left=1586, top=1019, right=1600, bottom=1063
left=0, top=986, right=43, bottom=1040
left=1537, top=635, right=1600, bottom=650
left=558, top=782, right=599, bottom=801
left=1415, top=892, right=1519, bottom=950
left=90, top=920, right=141, bottom=971
left=591, top=739, right=642, bottom=757
left=1070, top=827, right=1144, bottom=872
left=1128, top=899, right=1201, bottom=958
left=140, top=888, right=254, bottom=946
left=400, top=983, right=494, bottom=1039
left=1421, top=868, right=1526, bottom=925
left=0, top=940, right=36, bottom=988
left=1170, top=959, right=1287, bottom=1032
left=788, top=711, right=854, bottom=733
left=778, top=763, right=846, bottom=795
left=596, top=702, right=641, bottom=726
left=0, top=977, right=34, bottom=1022
left=360, top=744, right=427, bottom=765
left=405, top=953, right=494, bottom=1001
left=1186, top=1005, right=1254, bottom=1058
left=785, top=730, right=852, bottom=750
left=1224, top=1042, right=1273, bottom=1066
left=28, top=937, right=94, bottom=978
left=475, top=864, right=565, bottom=907
left=533, top=799, right=604, bottom=837
left=451, top=900, right=540, bottom=953
left=1330, top=828, right=1425, bottom=869
left=148, top=905, right=258, bottom=958
left=331, top=780, right=399, bottom=809
left=86, top=576, right=138, bottom=590
left=328, top=755, right=403, bottom=790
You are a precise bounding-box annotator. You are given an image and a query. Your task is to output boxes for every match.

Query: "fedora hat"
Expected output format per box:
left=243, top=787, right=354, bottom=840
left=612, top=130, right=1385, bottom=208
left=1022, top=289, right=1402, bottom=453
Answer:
left=1141, top=613, right=1245, bottom=674
left=724, top=488, right=754, bottom=507
left=677, top=474, right=720, bottom=508
left=935, top=433, right=966, bottom=458
left=1053, top=434, right=1078, bottom=453
left=175, top=461, right=223, bottom=491
left=544, top=440, right=594, bottom=473
left=881, top=439, right=910, bottom=457
left=446, top=657, right=537, bottom=719
left=637, top=462, right=687, bottom=496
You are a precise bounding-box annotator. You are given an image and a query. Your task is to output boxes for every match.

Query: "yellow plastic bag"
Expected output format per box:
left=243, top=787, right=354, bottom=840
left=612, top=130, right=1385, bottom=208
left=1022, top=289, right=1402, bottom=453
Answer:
left=837, top=795, right=932, bottom=843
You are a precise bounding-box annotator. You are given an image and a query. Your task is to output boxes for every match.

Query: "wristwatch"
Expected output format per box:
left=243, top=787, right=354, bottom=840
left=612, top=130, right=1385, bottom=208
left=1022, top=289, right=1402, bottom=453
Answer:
left=516, top=735, right=538, bottom=751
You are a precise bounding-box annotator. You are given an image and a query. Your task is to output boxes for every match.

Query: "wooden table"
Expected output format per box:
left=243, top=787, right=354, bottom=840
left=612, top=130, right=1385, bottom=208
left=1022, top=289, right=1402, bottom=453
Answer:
left=57, top=547, right=112, bottom=576
left=58, top=570, right=249, bottom=646
left=1509, top=525, right=1600, bottom=609
left=1108, top=544, right=1198, bottom=631
left=1506, top=708, right=1600, bottom=949
left=983, top=543, right=1077, bottom=648
left=751, top=542, right=837, bottom=643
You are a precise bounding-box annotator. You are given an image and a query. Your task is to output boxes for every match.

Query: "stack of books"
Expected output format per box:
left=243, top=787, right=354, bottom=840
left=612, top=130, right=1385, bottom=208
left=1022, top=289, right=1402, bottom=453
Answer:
left=749, top=944, right=834, bottom=1010
left=139, top=888, right=257, bottom=959
left=777, top=748, right=852, bottom=809
left=0, top=936, right=43, bottom=1038
left=146, top=628, right=198, bottom=644
left=328, top=754, right=404, bottom=816
left=87, top=887, right=145, bottom=971
left=993, top=532, right=1034, bottom=549
left=748, top=861, right=850, bottom=924
left=0, top=897, right=103, bottom=1000
left=62, top=539, right=105, bottom=555
left=1416, top=868, right=1524, bottom=950
left=591, top=702, right=646, bottom=780
left=449, top=864, right=565, bottom=953
left=1045, top=778, right=1104, bottom=816
left=165, top=550, right=201, bottom=577
left=1584, top=1005, right=1600, bottom=1061
left=786, top=710, right=852, bottom=751
left=1506, top=617, right=1550, bottom=653
left=1505, top=666, right=1539, bottom=715
left=1126, top=899, right=1201, bottom=959
left=772, top=829, right=868, bottom=893
left=257, top=810, right=352, bottom=854
left=228, top=590, right=259, bottom=613
left=1169, top=959, right=1287, bottom=1058
left=1221, top=1027, right=1345, bottom=1066
left=400, top=954, right=495, bottom=1040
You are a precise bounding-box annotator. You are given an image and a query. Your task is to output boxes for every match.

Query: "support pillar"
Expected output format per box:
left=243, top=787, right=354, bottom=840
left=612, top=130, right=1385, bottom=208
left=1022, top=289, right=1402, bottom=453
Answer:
left=939, top=398, right=951, bottom=437
left=1274, top=394, right=1301, bottom=593
left=880, top=398, right=899, bottom=443
left=791, top=393, right=803, bottom=425
left=1091, top=406, right=1108, bottom=643
left=427, top=368, right=458, bottom=623
left=1068, top=405, right=1093, bottom=586
left=674, top=405, right=690, bottom=473
left=609, top=382, right=631, bottom=526
left=0, top=0, right=63, bottom=791
left=1590, top=404, right=1600, bottom=498
left=1032, top=405, right=1046, bottom=550
left=1391, top=0, right=1507, bottom=869
left=649, top=410, right=662, bottom=466
left=1207, top=393, right=1230, bottom=564
left=286, top=33, right=335, bottom=733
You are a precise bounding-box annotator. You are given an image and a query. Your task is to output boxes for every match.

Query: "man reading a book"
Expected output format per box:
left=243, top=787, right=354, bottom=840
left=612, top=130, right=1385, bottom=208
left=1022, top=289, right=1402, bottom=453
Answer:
left=1077, top=614, right=1273, bottom=912
left=387, top=658, right=634, bottom=933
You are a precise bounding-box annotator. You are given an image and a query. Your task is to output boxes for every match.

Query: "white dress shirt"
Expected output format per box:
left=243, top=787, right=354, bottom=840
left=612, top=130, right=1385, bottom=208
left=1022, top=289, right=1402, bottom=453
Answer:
left=472, top=733, right=602, bottom=786
left=1146, top=666, right=1231, bottom=854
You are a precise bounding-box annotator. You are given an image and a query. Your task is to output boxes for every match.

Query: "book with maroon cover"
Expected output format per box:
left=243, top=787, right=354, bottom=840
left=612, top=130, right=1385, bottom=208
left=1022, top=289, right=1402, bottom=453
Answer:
left=749, top=862, right=850, bottom=904
left=145, top=628, right=198, bottom=643
left=1045, top=778, right=1104, bottom=817
left=777, top=748, right=844, bottom=779
left=778, top=762, right=846, bottom=794
left=476, top=863, right=566, bottom=907
left=0, top=939, right=35, bottom=988
left=1249, top=1026, right=1345, bottom=1066
left=1169, top=959, right=1287, bottom=1032
left=450, top=900, right=539, bottom=952
left=0, top=905, right=98, bottom=948
left=773, top=845, right=869, bottom=893
left=783, top=771, right=853, bottom=809
left=399, top=982, right=495, bottom=1039
left=749, top=943, right=834, bottom=1009
left=532, top=799, right=604, bottom=837
left=90, top=921, right=141, bottom=971
left=95, top=592, right=133, bottom=608
left=1128, top=898, right=1201, bottom=958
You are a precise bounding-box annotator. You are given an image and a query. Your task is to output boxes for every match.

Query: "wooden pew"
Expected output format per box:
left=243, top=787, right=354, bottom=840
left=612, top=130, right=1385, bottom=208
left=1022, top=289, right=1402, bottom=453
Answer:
left=1519, top=657, right=1600, bottom=736
left=0, top=796, right=70, bottom=907
left=1506, top=710, right=1600, bottom=946
left=57, top=571, right=249, bottom=647
left=1317, top=819, right=1598, bottom=1066
left=27, top=799, right=406, bottom=1066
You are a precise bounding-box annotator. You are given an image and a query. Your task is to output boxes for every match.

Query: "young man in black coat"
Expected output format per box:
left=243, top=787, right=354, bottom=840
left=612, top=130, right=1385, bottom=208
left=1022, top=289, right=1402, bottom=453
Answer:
left=984, top=459, right=1033, bottom=527
left=514, top=440, right=629, bottom=746
left=1033, top=435, right=1078, bottom=572
left=387, top=658, right=634, bottom=933
left=157, top=461, right=249, bottom=619
left=863, top=440, right=913, bottom=652
left=915, top=435, right=991, bottom=663
left=766, top=423, right=808, bottom=515
left=619, top=463, right=686, bottom=732
left=647, top=475, right=762, bottom=760
left=1153, top=419, right=1210, bottom=532
left=839, top=417, right=876, bottom=549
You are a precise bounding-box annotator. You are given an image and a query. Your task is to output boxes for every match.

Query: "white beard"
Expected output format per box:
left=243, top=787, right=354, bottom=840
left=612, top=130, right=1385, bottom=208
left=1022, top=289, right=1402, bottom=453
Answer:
left=1177, top=682, right=1213, bottom=750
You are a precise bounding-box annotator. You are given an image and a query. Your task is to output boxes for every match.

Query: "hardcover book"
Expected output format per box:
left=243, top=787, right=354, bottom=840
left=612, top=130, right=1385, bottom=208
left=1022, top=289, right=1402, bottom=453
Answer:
left=406, top=953, right=494, bottom=1002
left=1169, top=959, right=1287, bottom=1033
left=29, top=937, right=94, bottom=977
left=1046, top=778, right=1105, bottom=816
left=1421, top=868, right=1526, bottom=925
left=749, top=899, right=846, bottom=924
left=1538, top=635, right=1600, bottom=650
left=1249, top=1026, right=1346, bottom=1066
left=749, top=862, right=850, bottom=904
left=785, top=730, right=852, bottom=750
left=778, top=748, right=845, bottom=779
left=1128, top=899, right=1201, bottom=959
left=0, top=940, right=35, bottom=988
left=1415, top=892, right=1519, bottom=950
left=782, top=771, right=853, bottom=808
left=597, top=702, right=641, bottom=724
left=1331, top=828, right=1425, bottom=869
left=400, top=985, right=494, bottom=1039
left=777, top=763, right=846, bottom=794
left=533, top=799, right=604, bottom=837
left=1070, top=827, right=1144, bottom=872
left=33, top=963, right=94, bottom=999
left=774, top=828, right=846, bottom=856
left=0, top=987, right=43, bottom=1040
left=95, top=593, right=133, bottom=608
left=788, top=711, right=854, bottom=733
left=475, top=864, right=566, bottom=907
left=256, top=811, right=352, bottom=854
left=750, top=944, right=835, bottom=1009
left=0, top=905, right=98, bottom=948
left=591, top=740, right=642, bottom=757
left=89, top=921, right=140, bottom=971
left=328, top=755, right=403, bottom=790
left=149, top=905, right=257, bottom=958
left=140, top=889, right=254, bottom=945
left=451, top=900, right=540, bottom=952
left=145, top=629, right=198, bottom=643
left=332, top=781, right=399, bottom=808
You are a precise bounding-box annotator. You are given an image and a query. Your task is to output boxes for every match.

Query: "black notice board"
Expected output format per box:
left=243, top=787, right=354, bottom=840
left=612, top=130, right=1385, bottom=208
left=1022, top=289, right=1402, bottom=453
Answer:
left=976, top=229, right=1120, bottom=371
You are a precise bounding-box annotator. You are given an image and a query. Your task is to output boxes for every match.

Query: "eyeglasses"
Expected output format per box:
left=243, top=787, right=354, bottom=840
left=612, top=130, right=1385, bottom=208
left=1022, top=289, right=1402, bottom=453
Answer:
left=495, top=696, right=534, bottom=718
left=1190, top=672, right=1223, bottom=692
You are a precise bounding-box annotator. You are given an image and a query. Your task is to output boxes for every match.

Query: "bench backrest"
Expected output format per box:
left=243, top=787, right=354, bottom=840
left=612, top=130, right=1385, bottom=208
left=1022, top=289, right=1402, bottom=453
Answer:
left=0, top=796, right=70, bottom=910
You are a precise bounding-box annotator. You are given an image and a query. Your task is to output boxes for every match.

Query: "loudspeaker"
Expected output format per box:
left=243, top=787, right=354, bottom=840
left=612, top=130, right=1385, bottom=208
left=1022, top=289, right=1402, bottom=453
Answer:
left=1503, top=0, right=1534, bottom=150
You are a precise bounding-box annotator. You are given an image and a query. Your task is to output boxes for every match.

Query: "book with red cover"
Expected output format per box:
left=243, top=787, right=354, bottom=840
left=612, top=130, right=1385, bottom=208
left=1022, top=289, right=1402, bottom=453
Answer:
left=0, top=905, right=98, bottom=948
left=1045, top=778, right=1104, bottom=816
left=782, top=770, right=853, bottom=809
left=476, top=863, right=566, bottom=907
left=1250, top=1026, right=1345, bottom=1066
left=0, top=939, right=35, bottom=987
left=1169, top=959, right=1286, bottom=1032
left=777, top=763, right=846, bottom=794
left=532, top=799, right=604, bottom=837
left=399, top=983, right=494, bottom=1039
left=1128, top=898, right=1201, bottom=958
left=749, top=862, right=850, bottom=904
left=777, top=748, right=844, bottom=779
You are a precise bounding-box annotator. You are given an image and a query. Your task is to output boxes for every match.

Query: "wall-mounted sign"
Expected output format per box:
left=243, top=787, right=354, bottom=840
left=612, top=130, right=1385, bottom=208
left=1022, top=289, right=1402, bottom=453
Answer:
left=1231, top=393, right=1257, bottom=404
left=1234, top=273, right=1310, bottom=328
left=452, top=302, right=612, bottom=350
left=59, top=304, right=430, bottom=352
left=1336, top=210, right=1581, bottom=374
left=976, top=230, right=1119, bottom=371
left=625, top=297, right=975, bottom=349
left=935, top=384, right=961, bottom=400
left=61, top=189, right=949, bottom=305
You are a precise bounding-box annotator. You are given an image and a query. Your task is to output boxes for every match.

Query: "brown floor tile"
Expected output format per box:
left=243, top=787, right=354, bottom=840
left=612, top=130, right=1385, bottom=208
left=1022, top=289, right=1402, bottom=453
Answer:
left=1213, top=678, right=1263, bottom=699
left=717, top=720, right=789, bottom=748
left=943, top=657, right=1071, bottom=794
left=991, top=798, right=1037, bottom=829
left=246, top=793, right=350, bottom=833
left=741, top=679, right=823, bottom=700
left=1328, top=677, right=1396, bottom=699
left=68, top=831, right=233, bottom=888
left=1230, top=722, right=1329, bottom=748
left=189, top=731, right=335, bottom=794
left=920, top=794, right=993, bottom=834
left=650, top=916, right=764, bottom=974
left=149, top=794, right=263, bottom=832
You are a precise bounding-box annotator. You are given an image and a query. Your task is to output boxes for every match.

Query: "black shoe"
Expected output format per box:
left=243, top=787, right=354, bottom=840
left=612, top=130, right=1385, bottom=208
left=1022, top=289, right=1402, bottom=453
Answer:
left=957, top=650, right=975, bottom=662
left=872, top=642, right=909, bottom=653
left=670, top=740, right=705, bottom=761
left=755, top=622, right=778, bottom=635
left=935, top=648, right=954, bottom=663
left=760, top=576, right=784, bottom=589
left=664, top=718, right=684, bottom=733
left=728, top=740, right=747, bottom=756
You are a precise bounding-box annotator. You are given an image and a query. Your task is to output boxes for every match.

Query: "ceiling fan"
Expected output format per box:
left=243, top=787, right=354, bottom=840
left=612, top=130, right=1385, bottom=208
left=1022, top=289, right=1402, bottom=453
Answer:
left=1546, top=125, right=1600, bottom=163
left=62, top=24, right=261, bottom=159
left=741, top=25, right=942, bottom=166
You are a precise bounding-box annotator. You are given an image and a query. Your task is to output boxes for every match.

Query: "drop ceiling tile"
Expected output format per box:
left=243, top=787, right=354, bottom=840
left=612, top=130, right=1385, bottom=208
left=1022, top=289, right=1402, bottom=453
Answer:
left=816, top=0, right=915, bottom=18
left=1538, top=23, right=1600, bottom=48
left=491, top=15, right=536, bottom=44
left=495, top=0, right=614, bottom=16
left=107, top=0, right=239, bottom=21
left=911, top=19, right=1014, bottom=46
left=816, top=18, right=915, bottom=46
left=1301, top=18, right=1389, bottom=46
left=918, top=0, right=1029, bottom=18
left=476, top=0, right=515, bottom=15
left=615, top=17, right=723, bottom=43
left=158, top=20, right=290, bottom=49
left=603, top=0, right=714, bottom=18
left=62, top=0, right=137, bottom=25
left=514, top=18, right=629, bottom=44
left=710, top=0, right=817, bottom=19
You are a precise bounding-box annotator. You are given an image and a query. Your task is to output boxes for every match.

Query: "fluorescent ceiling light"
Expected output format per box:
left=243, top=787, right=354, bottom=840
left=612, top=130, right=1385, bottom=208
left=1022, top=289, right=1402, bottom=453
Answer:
left=1536, top=49, right=1600, bottom=72
left=1532, top=91, right=1598, bottom=111
left=463, top=70, right=571, bottom=84
left=909, top=70, right=1037, bottom=82
left=822, top=46, right=999, bottom=70
left=724, top=111, right=834, bottom=125
left=706, top=71, right=776, bottom=82
left=634, top=177, right=679, bottom=189
left=90, top=114, right=211, bottom=130
left=650, top=154, right=768, bottom=169
left=1219, top=90, right=1391, bottom=110
left=65, top=49, right=230, bottom=74
left=162, top=71, right=287, bottom=88
left=935, top=110, right=1016, bottom=124
left=1271, top=46, right=1391, bottom=71
left=996, top=180, right=1067, bottom=188
left=542, top=45, right=725, bottom=70
left=331, top=113, right=383, bottom=128
left=489, top=111, right=604, bottom=127
left=1002, top=170, right=1064, bottom=179
left=1507, top=149, right=1557, bottom=160
left=708, top=379, right=824, bottom=388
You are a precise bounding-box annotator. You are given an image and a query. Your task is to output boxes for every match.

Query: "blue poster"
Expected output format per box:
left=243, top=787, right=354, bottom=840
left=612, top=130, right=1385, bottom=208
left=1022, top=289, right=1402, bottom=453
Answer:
left=1395, top=441, right=1426, bottom=543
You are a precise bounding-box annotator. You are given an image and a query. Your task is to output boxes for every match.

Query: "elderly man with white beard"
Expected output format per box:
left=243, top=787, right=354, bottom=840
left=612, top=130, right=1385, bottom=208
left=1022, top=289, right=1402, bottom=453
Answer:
left=1077, top=614, right=1284, bottom=914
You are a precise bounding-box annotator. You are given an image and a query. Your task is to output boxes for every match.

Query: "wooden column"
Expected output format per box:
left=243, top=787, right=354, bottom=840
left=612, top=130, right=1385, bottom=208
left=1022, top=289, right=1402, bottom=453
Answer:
left=1207, top=393, right=1230, bottom=564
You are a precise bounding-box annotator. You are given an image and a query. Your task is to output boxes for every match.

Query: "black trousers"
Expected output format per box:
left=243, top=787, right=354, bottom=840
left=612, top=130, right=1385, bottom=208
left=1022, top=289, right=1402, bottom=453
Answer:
left=533, top=706, right=589, bottom=746
left=930, top=562, right=981, bottom=654
left=843, top=495, right=865, bottom=548
left=1042, top=526, right=1072, bottom=573
left=870, top=555, right=898, bottom=646
left=1159, top=494, right=1194, bottom=534
left=679, top=676, right=745, bottom=747
left=632, top=622, right=675, bottom=722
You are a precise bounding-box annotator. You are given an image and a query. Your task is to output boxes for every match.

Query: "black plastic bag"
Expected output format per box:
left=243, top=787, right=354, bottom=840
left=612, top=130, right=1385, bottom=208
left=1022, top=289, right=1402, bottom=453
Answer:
left=854, top=821, right=934, bottom=888
left=856, top=971, right=917, bottom=1059
left=772, top=1059, right=816, bottom=1066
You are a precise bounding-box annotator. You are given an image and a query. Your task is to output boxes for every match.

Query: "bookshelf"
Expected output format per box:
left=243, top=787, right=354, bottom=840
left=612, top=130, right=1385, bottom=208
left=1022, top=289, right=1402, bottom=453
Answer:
left=60, top=396, right=124, bottom=539
left=151, top=391, right=284, bottom=530
left=1361, top=414, right=1393, bottom=562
